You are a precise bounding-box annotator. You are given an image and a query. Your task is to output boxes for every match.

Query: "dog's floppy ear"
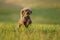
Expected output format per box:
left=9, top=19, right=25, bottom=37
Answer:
left=21, top=9, right=24, bottom=17
left=21, top=9, right=23, bottom=14
left=30, top=10, right=32, bottom=14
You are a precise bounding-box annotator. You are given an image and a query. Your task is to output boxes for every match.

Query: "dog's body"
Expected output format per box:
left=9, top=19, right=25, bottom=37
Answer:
left=18, top=7, right=32, bottom=28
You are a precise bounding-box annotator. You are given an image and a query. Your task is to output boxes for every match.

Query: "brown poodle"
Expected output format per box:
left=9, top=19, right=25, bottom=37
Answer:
left=18, top=7, right=32, bottom=28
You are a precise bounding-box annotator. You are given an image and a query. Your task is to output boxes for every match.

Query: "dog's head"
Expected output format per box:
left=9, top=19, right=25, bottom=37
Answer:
left=21, top=7, right=32, bottom=17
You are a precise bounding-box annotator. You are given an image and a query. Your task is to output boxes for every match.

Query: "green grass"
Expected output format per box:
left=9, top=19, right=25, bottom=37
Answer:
left=0, top=0, right=60, bottom=40
left=0, top=23, right=60, bottom=40
left=31, top=7, right=60, bottom=24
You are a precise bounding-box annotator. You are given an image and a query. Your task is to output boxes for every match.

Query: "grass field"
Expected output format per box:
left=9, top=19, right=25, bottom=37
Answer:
left=0, top=23, right=60, bottom=40
left=0, top=0, right=60, bottom=40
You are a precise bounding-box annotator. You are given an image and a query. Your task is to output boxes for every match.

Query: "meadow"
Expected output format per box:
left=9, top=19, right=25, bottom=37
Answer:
left=0, top=23, right=60, bottom=40
left=0, top=0, right=60, bottom=40
left=0, top=6, right=60, bottom=40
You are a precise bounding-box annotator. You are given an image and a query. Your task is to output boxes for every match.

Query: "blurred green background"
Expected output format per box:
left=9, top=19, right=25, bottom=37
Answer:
left=0, top=0, right=60, bottom=24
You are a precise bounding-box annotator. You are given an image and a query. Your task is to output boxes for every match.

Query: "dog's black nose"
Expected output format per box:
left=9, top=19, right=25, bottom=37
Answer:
left=26, top=12, right=30, bottom=15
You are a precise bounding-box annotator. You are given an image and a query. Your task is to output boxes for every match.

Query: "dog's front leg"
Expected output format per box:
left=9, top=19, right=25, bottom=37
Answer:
left=18, top=23, right=22, bottom=28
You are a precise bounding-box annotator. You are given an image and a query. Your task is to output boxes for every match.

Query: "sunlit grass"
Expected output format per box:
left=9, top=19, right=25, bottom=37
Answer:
left=0, top=23, right=60, bottom=40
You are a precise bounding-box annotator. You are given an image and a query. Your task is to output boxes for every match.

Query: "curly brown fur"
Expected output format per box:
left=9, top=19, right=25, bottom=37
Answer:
left=18, top=8, right=32, bottom=28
